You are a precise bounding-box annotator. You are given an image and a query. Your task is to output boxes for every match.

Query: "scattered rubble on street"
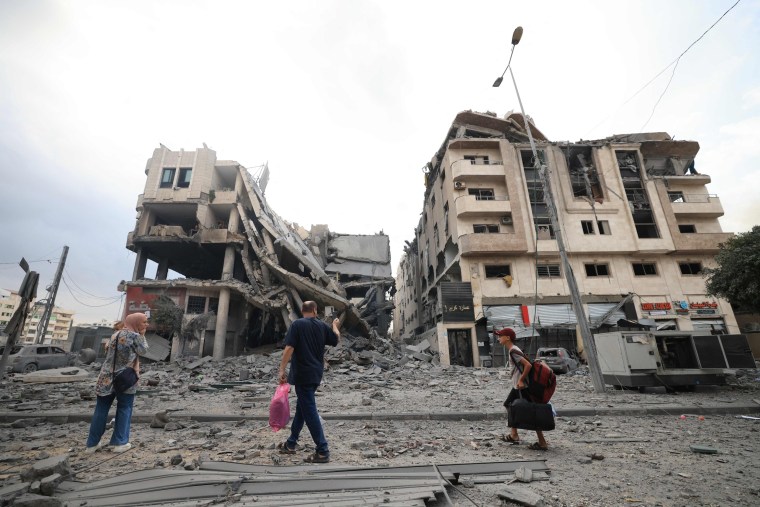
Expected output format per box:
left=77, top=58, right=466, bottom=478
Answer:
left=0, top=349, right=759, bottom=506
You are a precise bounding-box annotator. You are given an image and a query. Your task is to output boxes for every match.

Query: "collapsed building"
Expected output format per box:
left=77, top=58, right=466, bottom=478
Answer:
left=124, top=145, right=394, bottom=360
left=393, top=110, right=740, bottom=368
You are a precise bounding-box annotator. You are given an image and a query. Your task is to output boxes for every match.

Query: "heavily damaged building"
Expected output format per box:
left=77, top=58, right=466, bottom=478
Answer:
left=394, top=110, right=738, bottom=367
left=125, top=145, right=394, bottom=360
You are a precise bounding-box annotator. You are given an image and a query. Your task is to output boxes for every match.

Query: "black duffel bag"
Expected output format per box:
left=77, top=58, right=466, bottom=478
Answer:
left=506, top=397, right=555, bottom=431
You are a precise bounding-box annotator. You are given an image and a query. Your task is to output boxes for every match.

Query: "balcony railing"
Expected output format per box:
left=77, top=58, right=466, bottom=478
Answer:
left=670, top=194, right=724, bottom=217
left=455, top=195, right=511, bottom=217
left=451, top=159, right=505, bottom=181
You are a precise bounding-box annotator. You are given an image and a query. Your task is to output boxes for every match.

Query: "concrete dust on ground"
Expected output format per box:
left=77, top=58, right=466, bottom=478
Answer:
left=1, top=351, right=759, bottom=506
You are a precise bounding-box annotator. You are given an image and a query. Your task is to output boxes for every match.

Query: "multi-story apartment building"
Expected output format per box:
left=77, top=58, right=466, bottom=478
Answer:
left=393, top=110, right=737, bottom=367
left=126, top=145, right=393, bottom=360
left=0, top=289, right=74, bottom=345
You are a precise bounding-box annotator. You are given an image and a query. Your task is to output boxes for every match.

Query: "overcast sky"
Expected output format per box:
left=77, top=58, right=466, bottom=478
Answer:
left=1, top=0, right=758, bottom=324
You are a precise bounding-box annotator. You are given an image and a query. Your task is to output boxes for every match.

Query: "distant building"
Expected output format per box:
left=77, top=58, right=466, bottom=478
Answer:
left=0, top=289, right=74, bottom=346
left=393, top=110, right=737, bottom=367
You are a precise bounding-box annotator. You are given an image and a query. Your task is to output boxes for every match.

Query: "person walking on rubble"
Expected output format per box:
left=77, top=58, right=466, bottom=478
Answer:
left=277, top=301, right=340, bottom=463
left=85, top=313, right=149, bottom=453
left=497, top=327, right=549, bottom=451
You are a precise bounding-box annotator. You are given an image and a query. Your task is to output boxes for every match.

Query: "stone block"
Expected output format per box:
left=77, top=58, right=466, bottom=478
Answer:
left=497, top=486, right=545, bottom=507
left=20, top=455, right=71, bottom=483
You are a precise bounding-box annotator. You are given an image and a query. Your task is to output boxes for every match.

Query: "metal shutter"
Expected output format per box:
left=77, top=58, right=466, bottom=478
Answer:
left=587, top=303, right=626, bottom=326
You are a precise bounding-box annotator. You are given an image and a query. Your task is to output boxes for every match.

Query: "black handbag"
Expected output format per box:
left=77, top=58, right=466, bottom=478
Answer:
left=111, top=334, right=139, bottom=393
left=506, top=392, right=555, bottom=431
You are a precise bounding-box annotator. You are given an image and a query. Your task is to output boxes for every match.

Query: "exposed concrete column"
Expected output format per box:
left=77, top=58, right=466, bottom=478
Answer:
left=213, top=288, right=231, bottom=360
left=262, top=231, right=277, bottom=258
left=470, top=327, right=481, bottom=367
left=228, top=206, right=240, bottom=234
left=132, top=248, right=147, bottom=281
left=156, top=258, right=169, bottom=280
left=234, top=172, right=243, bottom=194
left=222, top=246, right=235, bottom=281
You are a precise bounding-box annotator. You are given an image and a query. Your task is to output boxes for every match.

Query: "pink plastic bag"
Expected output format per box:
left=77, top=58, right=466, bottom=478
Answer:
left=269, top=383, right=291, bottom=432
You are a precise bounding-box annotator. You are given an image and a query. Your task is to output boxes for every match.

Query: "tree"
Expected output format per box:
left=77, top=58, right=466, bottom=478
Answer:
left=704, top=226, right=760, bottom=313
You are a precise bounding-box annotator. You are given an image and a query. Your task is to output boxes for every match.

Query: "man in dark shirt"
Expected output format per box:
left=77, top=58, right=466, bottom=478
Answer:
left=277, top=301, right=340, bottom=463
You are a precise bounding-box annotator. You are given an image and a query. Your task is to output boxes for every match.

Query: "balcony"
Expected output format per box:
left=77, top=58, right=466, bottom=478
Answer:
left=664, top=173, right=711, bottom=186
left=209, top=189, right=237, bottom=205
left=455, top=195, right=511, bottom=217
left=672, top=232, right=734, bottom=253
left=451, top=160, right=505, bottom=182
left=458, top=233, right=528, bottom=256
left=670, top=194, right=724, bottom=218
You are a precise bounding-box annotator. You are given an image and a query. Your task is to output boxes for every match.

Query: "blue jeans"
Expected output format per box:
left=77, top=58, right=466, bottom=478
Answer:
left=287, top=384, right=328, bottom=456
left=86, top=392, right=135, bottom=447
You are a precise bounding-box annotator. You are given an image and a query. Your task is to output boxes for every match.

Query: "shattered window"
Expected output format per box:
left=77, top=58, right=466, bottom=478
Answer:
left=581, top=220, right=595, bottom=234
left=208, top=297, right=219, bottom=313
left=443, top=202, right=449, bottom=237
left=160, top=168, right=176, bottom=188
left=537, top=264, right=561, bottom=278
left=468, top=188, right=495, bottom=201
left=187, top=296, right=206, bottom=314
left=464, top=155, right=490, bottom=165
left=473, top=224, right=499, bottom=234
left=597, top=220, right=611, bottom=235
left=632, top=263, right=657, bottom=276
left=585, top=264, right=610, bottom=277
left=485, top=265, right=511, bottom=278
left=679, top=224, right=696, bottom=233
left=668, top=191, right=685, bottom=203
left=177, top=167, right=192, bottom=188
left=679, top=262, right=702, bottom=275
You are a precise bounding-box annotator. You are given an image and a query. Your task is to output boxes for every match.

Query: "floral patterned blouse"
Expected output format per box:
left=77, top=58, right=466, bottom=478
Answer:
left=95, top=329, right=149, bottom=397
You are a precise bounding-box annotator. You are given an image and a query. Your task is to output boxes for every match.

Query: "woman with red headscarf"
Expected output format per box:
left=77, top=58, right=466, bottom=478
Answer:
left=85, top=312, right=149, bottom=453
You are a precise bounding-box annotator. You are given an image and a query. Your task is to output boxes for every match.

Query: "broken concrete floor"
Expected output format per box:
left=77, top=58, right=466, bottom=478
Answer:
left=1, top=357, right=759, bottom=506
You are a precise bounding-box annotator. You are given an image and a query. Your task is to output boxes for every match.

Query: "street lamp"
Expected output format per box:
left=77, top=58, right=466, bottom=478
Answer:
left=492, top=27, right=606, bottom=393
left=492, top=26, right=523, bottom=88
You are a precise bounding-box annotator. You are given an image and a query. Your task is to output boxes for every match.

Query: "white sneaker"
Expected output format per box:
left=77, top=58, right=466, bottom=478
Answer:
left=111, top=443, right=132, bottom=453
left=84, top=443, right=102, bottom=454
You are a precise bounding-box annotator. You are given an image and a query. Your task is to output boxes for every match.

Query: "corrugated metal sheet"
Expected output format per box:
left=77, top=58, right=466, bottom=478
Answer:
left=536, top=304, right=576, bottom=327
left=587, top=303, right=626, bottom=326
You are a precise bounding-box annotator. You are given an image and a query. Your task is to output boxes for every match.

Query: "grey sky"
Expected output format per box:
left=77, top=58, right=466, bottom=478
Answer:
left=1, top=0, right=758, bottom=324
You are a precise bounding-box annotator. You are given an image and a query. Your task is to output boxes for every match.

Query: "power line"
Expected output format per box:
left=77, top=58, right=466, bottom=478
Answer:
left=0, top=258, right=58, bottom=265
left=63, top=269, right=122, bottom=300
left=585, top=0, right=741, bottom=137
left=61, top=277, right=123, bottom=308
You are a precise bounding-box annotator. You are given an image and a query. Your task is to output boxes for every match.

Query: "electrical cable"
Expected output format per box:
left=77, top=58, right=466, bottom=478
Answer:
left=63, top=269, right=122, bottom=300
left=584, top=0, right=741, bottom=137
left=61, top=278, right=123, bottom=307
left=0, top=258, right=58, bottom=265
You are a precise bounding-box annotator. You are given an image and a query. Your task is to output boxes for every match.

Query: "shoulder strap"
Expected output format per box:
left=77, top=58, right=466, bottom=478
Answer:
left=509, top=349, right=525, bottom=373
left=112, top=332, right=119, bottom=373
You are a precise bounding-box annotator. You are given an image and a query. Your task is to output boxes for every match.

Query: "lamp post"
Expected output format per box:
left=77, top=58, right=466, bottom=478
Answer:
left=493, top=27, right=606, bottom=393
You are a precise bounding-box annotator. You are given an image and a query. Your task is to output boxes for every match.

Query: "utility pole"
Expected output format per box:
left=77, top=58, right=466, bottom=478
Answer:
left=34, top=245, right=68, bottom=344
left=0, top=260, right=39, bottom=377
left=493, top=26, right=606, bottom=393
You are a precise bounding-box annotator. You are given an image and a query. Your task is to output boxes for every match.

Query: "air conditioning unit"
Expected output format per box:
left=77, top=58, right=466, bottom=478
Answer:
left=501, top=215, right=513, bottom=225
left=454, top=181, right=466, bottom=190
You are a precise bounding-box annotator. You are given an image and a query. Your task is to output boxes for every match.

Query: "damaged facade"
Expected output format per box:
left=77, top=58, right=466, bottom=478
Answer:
left=393, top=110, right=738, bottom=367
left=125, top=145, right=394, bottom=360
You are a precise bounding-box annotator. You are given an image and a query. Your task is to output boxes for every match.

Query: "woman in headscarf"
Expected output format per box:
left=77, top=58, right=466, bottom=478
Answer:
left=85, top=313, right=149, bottom=453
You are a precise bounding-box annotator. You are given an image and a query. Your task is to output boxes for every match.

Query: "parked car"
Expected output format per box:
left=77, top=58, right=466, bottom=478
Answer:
left=536, top=347, right=578, bottom=374
left=0, top=344, right=77, bottom=373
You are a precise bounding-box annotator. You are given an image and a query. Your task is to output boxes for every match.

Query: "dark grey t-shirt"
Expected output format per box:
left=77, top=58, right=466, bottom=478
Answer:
left=284, top=317, right=338, bottom=385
